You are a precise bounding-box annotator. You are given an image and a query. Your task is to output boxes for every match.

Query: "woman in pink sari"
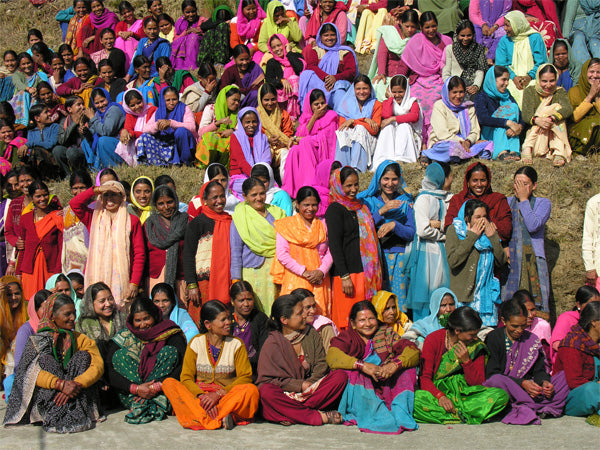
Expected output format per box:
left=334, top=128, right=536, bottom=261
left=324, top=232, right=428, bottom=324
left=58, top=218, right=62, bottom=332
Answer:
left=282, top=89, right=339, bottom=198
left=231, top=0, right=266, bottom=60
left=115, top=1, right=144, bottom=66
left=513, top=0, right=561, bottom=50
left=81, top=0, right=119, bottom=57
left=397, top=12, right=452, bottom=145
left=312, top=159, right=341, bottom=219
left=301, top=0, right=348, bottom=45
left=171, top=0, right=203, bottom=71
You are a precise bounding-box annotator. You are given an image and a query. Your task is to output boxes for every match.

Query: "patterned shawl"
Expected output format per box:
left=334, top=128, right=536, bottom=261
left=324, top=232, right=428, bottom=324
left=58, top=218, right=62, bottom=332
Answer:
left=37, top=293, right=77, bottom=369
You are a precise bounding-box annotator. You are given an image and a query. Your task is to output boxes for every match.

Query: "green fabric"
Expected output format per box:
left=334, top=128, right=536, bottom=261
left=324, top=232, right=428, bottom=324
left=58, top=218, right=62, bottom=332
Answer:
left=37, top=327, right=76, bottom=369
left=232, top=202, right=286, bottom=257
left=417, top=0, right=463, bottom=34
left=367, top=25, right=408, bottom=79
left=435, top=340, right=488, bottom=380
left=214, top=85, right=239, bottom=131
left=152, top=70, right=196, bottom=92
left=211, top=5, right=233, bottom=21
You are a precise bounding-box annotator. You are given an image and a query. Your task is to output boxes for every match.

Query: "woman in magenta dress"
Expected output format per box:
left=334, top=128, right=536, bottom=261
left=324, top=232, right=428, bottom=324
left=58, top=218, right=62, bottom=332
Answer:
left=81, top=0, right=119, bottom=57
left=171, top=0, right=203, bottom=70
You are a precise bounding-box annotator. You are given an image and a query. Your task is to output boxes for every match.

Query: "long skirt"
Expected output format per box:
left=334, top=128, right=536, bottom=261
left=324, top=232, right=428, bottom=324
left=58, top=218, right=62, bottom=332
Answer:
left=331, top=272, right=366, bottom=329
left=523, top=121, right=572, bottom=163
left=412, top=75, right=444, bottom=143
left=483, top=372, right=569, bottom=425
left=422, top=139, right=493, bottom=163
left=163, top=379, right=259, bottom=429
left=354, top=10, right=387, bottom=54
left=171, top=34, right=201, bottom=71
left=195, top=132, right=231, bottom=169
left=475, top=25, right=506, bottom=60
left=112, top=345, right=179, bottom=424
left=336, top=125, right=377, bottom=173
left=298, top=71, right=349, bottom=108
left=259, top=370, right=348, bottom=425
left=21, top=248, right=55, bottom=300
left=565, top=380, right=600, bottom=417
left=137, top=129, right=196, bottom=165
left=81, top=136, right=123, bottom=170
left=242, top=256, right=278, bottom=316
left=372, top=122, right=421, bottom=168
left=413, top=374, right=509, bottom=424
left=384, top=250, right=410, bottom=314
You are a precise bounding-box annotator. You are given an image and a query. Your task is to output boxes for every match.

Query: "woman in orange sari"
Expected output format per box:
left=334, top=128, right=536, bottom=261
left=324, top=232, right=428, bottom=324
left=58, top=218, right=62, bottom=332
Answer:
left=65, top=0, right=93, bottom=57
left=0, top=276, right=26, bottom=388
left=15, top=181, right=64, bottom=299
left=272, top=186, right=332, bottom=316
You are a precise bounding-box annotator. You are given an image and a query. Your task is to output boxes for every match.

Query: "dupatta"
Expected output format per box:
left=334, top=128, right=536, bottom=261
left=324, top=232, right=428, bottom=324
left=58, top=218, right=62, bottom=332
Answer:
left=90, top=8, right=118, bottom=30
left=315, top=23, right=357, bottom=76
left=36, top=293, right=77, bottom=369
left=411, top=288, right=458, bottom=337
left=257, top=86, right=292, bottom=147
left=0, top=276, right=27, bottom=364
left=215, top=85, right=239, bottom=131
left=233, top=107, right=271, bottom=166
left=504, top=330, right=544, bottom=378
left=236, top=0, right=266, bottom=40
left=311, top=159, right=336, bottom=218
left=400, top=32, right=451, bottom=77
left=305, top=4, right=345, bottom=39
left=130, top=176, right=154, bottom=225
left=435, top=339, right=488, bottom=380
left=336, top=80, right=377, bottom=120
left=441, top=77, right=474, bottom=140
left=367, top=25, right=409, bottom=79
left=232, top=202, right=286, bottom=257
left=371, top=290, right=411, bottom=336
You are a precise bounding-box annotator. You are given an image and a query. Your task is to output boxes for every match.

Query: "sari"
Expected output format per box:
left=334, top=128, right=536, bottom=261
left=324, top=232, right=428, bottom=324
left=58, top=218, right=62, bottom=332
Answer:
left=115, top=19, right=143, bottom=65
left=568, top=59, right=600, bottom=155
left=265, top=33, right=303, bottom=118
left=472, top=0, right=510, bottom=59
left=312, top=159, right=337, bottom=219
left=65, top=13, right=92, bottom=55
left=368, top=25, right=410, bottom=101
left=371, top=290, right=411, bottom=337
left=61, top=205, right=89, bottom=274
left=171, top=15, right=201, bottom=70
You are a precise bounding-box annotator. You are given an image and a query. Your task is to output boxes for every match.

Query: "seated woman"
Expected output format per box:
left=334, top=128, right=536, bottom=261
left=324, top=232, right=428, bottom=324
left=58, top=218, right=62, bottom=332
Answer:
left=197, top=6, right=235, bottom=67
left=302, top=0, right=347, bottom=45
left=272, top=186, right=332, bottom=312
left=369, top=9, right=419, bottom=102
left=127, top=17, right=170, bottom=78
left=446, top=199, right=506, bottom=326
left=151, top=283, right=199, bottom=343
left=195, top=86, right=241, bottom=169
left=152, top=57, right=194, bottom=96
left=95, top=59, right=127, bottom=102
left=513, top=290, right=552, bottom=363
left=404, top=288, right=457, bottom=350
left=219, top=45, right=264, bottom=109
left=570, top=0, right=600, bottom=65
left=115, top=88, right=156, bottom=166
left=282, top=89, right=338, bottom=198
left=0, top=277, right=26, bottom=393
left=230, top=0, right=266, bottom=57
left=230, top=280, right=270, bottom=374
left=10, top=52, right=49, bottom=126
left=123, top=55, right=158, bottom=106
left=413, top=306, right=509, bottom=424
left=551, top=39, right=580, bottom=92
left=163, top=300, right=259, bottom=430
left=358, top=161, right=414, bottom=311
left=158, top=13, right=175, bottom=42
left=474, top=66, right=525, bottom=161
left=513, top=0, right=561, bottom=50
left=418, top=0, right=462, bottom=35
left=48, top=53, right=75, bottom=92
left=327, top=300, right=419, bottom=434
left=294, top=288, right=338, bottom=351
left=180, top=63, right=217, bottom=119
left=521, top=64, right=574, bottom=166
left=568, top=58, right=600, bottom=156
left=335, top=75, right=381, bottom=173
left=469, top=0, right=511, bottom=61
left=504, top=167, right=551, bottom=313
left=188, top=163, right=240, bottom=216
left=114, top=1, right=144, bottom=68
left=4, top=293, right=104, bottom=433
left=495, top=11, right=548, bottom=108
left=443, top=20, right=488, bottom=101
left=23, top=104, right=61, bottom=174
left=171, top=0, right=202, bottom=71
left=36, top=82, right=67, bottom=124
left=258, top=1, right=302, bottom=54
left=64, top=0, right=92, bottom=57
left=80, top=0, right=119, bottom=57
left=76, top=282, right=126, bottom=346
left=45, top=273, right=81, bottom=317
left=299, top=24, right=357, bottom=107
left=90, top=29, right=127, bottom=79
left=81, top=87, right=125, bottom=170
left=56, top=57, right=98, bottom=107
left=137, top=87, right=197, bottom=165
left=353, top=0, right=401, bottom=55
left=554, top=302, right=600, bottom=422
left=484, top=298, right=569, bottom=424
left=423, top=77, right=493, bottom=164
left=106, top=297, right=186, bottom=424
left=257, top=294, right=347, bottom=426
left=372, top=290, right=411, bottom=336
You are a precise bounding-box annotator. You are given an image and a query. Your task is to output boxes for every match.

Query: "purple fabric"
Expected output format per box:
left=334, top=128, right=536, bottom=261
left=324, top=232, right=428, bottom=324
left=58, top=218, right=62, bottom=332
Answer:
left=233, top=323, right=256, bottom=359
left=441, top=78, right=473, bottom=140
left=171, top=17, right=201, bottom=70
left=229, top=213, right=276, bottom=279
left=423, top=140, right=493, bottom=163
left=13, top=322, right=35, bottom=369
left=142, top=37, right=169, bottom=60
left=233, top=107, right=271, bottom=167
left=507, top=196, right=551, bottom=258
left=174, top=16, right=200, bottom=35
left=481, top=0, right=509, bottom=25
left=505, top=330, right=544, bottom=378
left=316, top=23, right=358, bottom=76
left=156, top=88, right=186, bottom=139
left=311, top=159, right=336, bottom=218
left=240, top=62, right=264, bottom=108
left=90, top=8, right=118, bottom=29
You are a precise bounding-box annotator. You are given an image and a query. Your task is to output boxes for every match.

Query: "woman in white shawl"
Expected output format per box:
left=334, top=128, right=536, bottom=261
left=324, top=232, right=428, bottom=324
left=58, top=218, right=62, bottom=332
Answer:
left=188, top=163, right=240, bottom=217
left=250, top=162, right=293, bottom=217
left=372, top=75, right=423, bottom=168
left=114, top=88, right=156, bottom=166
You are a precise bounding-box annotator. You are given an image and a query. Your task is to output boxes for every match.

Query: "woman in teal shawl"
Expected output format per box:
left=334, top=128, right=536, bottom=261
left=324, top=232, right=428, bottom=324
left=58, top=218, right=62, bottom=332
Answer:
left=45, top=273, right=81, bottom=316
left=10, top=53, right=48, bottom=126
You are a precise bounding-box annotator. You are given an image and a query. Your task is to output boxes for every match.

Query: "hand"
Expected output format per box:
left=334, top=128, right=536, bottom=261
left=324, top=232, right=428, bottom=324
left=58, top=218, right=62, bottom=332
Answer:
left=377, top=221, right=395, bottom=239
left=586, top=269, right=598, bottom=286
left=136, top=381, right=157, bottom=399
left=275, top=16, right=289, bottom=26
left=217, top=128, right=234, bottom=138
left=360, top=362, right=381, bottom=382
left=341, top=277, right=354, bottom=297
left=372, top=75, right=386, bottom=85
left=586, top=79, right=600, bottom=102
left=17, top=145, right=28, bottom=159
left=157, top=119, right=171, bottom=131
left=430, top=220, right=442, bottom=229
left=125, top=283, right=138, bottom=301
left=379, top=199, right=405, bottom=215
left=216, top=117, right=232, bottom=127
left=461, top=140, right=471, bottom=152
left=281, top=78, right=293, bottom=95
left=521, top=379, right=543, bottom=398
left=249, top=74, right=264, bottom=90
left=380, top=117, right=395, bottom=129
left=482, top=24, right=491, bottom=36
left=453, top=341, right=471, bottom=364
left=187, top=287, right=201, bottom=306
left=313, top=103, right=328, bottom=120
left=466, top=85, right=479, bottom=95
left=301, top=381, right=312, bottom=392
left=15, top=237, right=25, bottom=251
left=83, top=36, right=95, bottom=47
left=513, top=178, right=531, bottom=202
left=158, top=64, right=170, bottom=81
left=541, top=380, right=554, bottom=398
left=198, top=391, right=221, bottom=413
left=324, top=75, right=336, bottom=91
left=484, top=220, right=497, bottom=238
left=205, top=79, right=217, bottom=94
left=54, top=391, right=70, bottom=406
left=81, top=82, right=95, bottom=90
left=364, top=118, right=379, bottom=133
left=303, top=269, right=324, bottom=285
left=467, top=218, right=485, bottom=236
left=83, top=108, right=96, bottom=120
left=120, top=129, right=131, bottom=144
left=356, top=5, right=368, bottom=13
left=534, top=116, right=553, bottom=130
left=438, top=395, right=456, bottom=413
left=61, top=380, right=82, bottom=398
left=5, top=265, right=15, bottom=276
left=28, top=87, right=38, bottom=96
left=378, top=362, right=399, bottom=380
left=339, top=118, right=354, bottom=131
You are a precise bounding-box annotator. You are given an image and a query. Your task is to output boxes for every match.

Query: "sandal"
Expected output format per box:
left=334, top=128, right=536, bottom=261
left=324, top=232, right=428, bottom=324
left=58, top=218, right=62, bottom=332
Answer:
left=322, top=410, right=343, bottom=425
left=508, top=152, right=521, bottom=161
left=419, top=154, right=431, bottom=167
left=496, top=151, right=510, bottom=161
left=279, top=421, right=293, bottom=426
left=521, top=151, right=533, bottom=165
left=553, top=156, right=566, bottom=167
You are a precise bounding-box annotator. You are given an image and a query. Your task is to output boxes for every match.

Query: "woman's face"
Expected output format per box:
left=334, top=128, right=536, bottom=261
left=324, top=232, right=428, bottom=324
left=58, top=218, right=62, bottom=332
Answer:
left=75, top=63, right=90, bottom=81
left=5, top=176, right=18, bottom=196
left=204, top=184, right=226, bottom=214
left=513, top=173, right=536, bottom=197
left=18, top=174, right=34, bottom=196
left=71, top=181, right=88, bottom=196
left=302, top=296, right=318, bottom=324
left=235, top=52, right=251, bottom=72
left=152, top=291, right=174, bottom=317
left=200, top=74, right=216, bottom=89
left=401, top=20, right=418, bottom=38
left=102, top=190, right=124, bottom=212
left=468, top=207, right=488, bottom=226
left=320, top=30, right=337, bottom=47
left=243, top=3, right=257, bottom=20
left=93, top=94, right=109, bottom=113
left=144, top=20, right=159, bottom=39
left=52, top=304, right=76, bottom=330
left=158, top=19, right=173, bottom=35
left=270, top=37, right=284, bottom=58
left=183, top=5, right=198, bottom=23
left=91, top=0, right=105, bottom=17
left=455, top=329, right=478, bottom=345
left=100, top=32, right=115, bottom=51
left=19, top=57, right=34, bottom=75
left=233, top=290, right=255, bottom=317
left=205, top=311, right=231, bottom=337
left=457, top=27, right=474, bottom=47
left=504, top=20, right=514, bottom=37
left=210, top=173, right=228, bottom=191
left=32, top=188, right=50, bottom=210
left=6, top=283, right=22, bottom=311
left=133, top=182, right=152, bottom=207
left=281, top=303, right=306, bottom=331
left=354, top=81, right=371, bottom=103
left=61, top=50, right=74, bottom=67
left=4, top=53, right=17, bottom=72
left=68, top=98, right=85, bottom=117
left=391, top=84, right=405, bottom=105
left=226, top=93, right=241, bottom=112
left=93, top=289, right=115, bottom=320
left=156, top=194, right=177, bottom=219
left=467, top=169, right=488, bottom=197
left=448, top=84, right=465, bottom=106
left=539, top=71, right=557, bottom=95
left=438, top=294, right=456, bottom=317
left=381, top=297, right=398, bottom=325
left=121, top=8, right=134, bottom=23
left=241, top=112, right=259, bottom=136
left=261, top=91, right=278, bottom=114
left=523, top=300, right=536, bottom=327
left=272, top=8, right=285, bottom=24
left=127, top=95, right=144, bottom=115
left=136, top=62, right=152, bottom=80
left=150, top=0, right=163, bottom=17
left=351, top=309, right=378, bottom=339
left=75, top=0, right=88, bottom=18
left=379, top=168, right=399, bottom=197
left=28, top=35, right=41, bottom=47
left=39, top=87, right=54, bottom=105
left=297, top=195, right=319, bottom=222
left=321, top=0, right=335, bottom=14
left=244, top=184, right=266, bottom=212
left=496, top=72, right=510, bottom=93
left=422, top=20, right=438, bottom=39
left=587, top=63, right=600, bottom=85
left=341, top=173, right=359, bottom=199
left=552, top=44, right=569, bottom=70
left=0, top=125, right=14, bottom=143
left=132, top=310, right=155, bottom=330
left=310, top=95, right=326, bottom=113
left=164, top=91, right=178, bottom=111
left=503, top=314, right=527, bottom=341
left=51, top=57, right=64, bottom=75
left=55, top=280, right=72, bottom=297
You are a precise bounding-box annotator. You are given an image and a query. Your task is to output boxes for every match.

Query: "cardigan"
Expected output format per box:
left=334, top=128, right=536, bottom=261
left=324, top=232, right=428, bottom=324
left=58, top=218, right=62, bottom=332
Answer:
left=554, top=345, right=597, bottom=389
left=88, top=105, right=125, bottom=137
left=231, top=308, right=270, bottom=373
left=15, top=210, right=63, bottom=275
left=324, top=202, right=363, bottom=277
left=473, top=89, right=525, bottom=129
left=26, top=124, right=59, bottom=150
left=521, top=86, right=573, bottom=125
left=495, top=33, right=547, bottom=80
left=429, top=100, right=481, bottom=146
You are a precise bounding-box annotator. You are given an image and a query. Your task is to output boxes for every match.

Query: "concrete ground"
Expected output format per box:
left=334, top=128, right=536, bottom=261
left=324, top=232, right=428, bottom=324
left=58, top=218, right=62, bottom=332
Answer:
left=1, top=401, right=599, bottom=450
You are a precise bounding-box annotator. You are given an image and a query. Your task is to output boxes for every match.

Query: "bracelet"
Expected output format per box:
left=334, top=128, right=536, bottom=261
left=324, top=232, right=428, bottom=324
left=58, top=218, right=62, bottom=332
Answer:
left=340, top=274, right=351, bottom=280
left=149, top=383, right=155, bottom=395
left=187, top=283, right=198, bottom=290
left=56, top=379, right=64, bottom=391
left=354, top=359, right=365, bottom=371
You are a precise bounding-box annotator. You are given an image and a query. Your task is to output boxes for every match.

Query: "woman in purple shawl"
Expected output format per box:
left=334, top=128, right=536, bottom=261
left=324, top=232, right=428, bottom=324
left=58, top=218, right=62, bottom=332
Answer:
left=483, top=298, right=569, bottom=425
left=282, top=89, right=339, bottom=198
left=219, top=45, right=265, bottom=108
left=81, top=0, right=119, bottom=57
left=469, top=0, right=511, bottom=60
left=171, top=0, right=203, bottom=71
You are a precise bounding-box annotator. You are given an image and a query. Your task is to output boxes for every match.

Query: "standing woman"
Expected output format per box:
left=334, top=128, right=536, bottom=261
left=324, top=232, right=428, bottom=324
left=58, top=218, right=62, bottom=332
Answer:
left=325, top=167, right=382, bottom=328
left=568, top=58, right=600, bottom=156
left=359, top=161, right=414, bottom=314
left=171, top=0, right=202, bottom=71
left=230, top=178, right=286, bottom=316
left=220, top=45, right=265, bottom=109
left=183, top=181, right=232, bottom=323
left=0, top=276, right=26, bottom=389
left=62, top=170, right=93, bottom=274
left=188, top=163, right=239, bottom=216
left=128, top=176, right=154, bottom=225
left=70, top=181, right=146, bottom=310
left=272, top=186, right=332, bottom=316
left=65, top=0, right=92, bottom=57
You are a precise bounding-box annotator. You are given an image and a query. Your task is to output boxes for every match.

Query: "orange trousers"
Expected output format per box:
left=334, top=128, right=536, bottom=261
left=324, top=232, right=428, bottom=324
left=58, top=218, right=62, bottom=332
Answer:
left=163, top=378, right=259, bottom=430
left=331, top=272, right=366, bottom=329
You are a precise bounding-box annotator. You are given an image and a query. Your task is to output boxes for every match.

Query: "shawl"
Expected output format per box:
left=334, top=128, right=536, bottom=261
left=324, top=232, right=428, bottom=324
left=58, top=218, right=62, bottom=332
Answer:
left=480, top=0, right=509, bottom=25
left=330, top=168, right=382, bottom=299
left=504, top=11, right=536, bottom=42
left=174, top=15, right=201, bottom=35
left=330, top=326, right=414, bottom=365
left=122, top=88, right=152, bottom=122
left=141, top=37, right=169, bottom=61
left=435, top=339, right=488, bottom=380
left=504, top=329, right=543, bottom=378
left=145, top=186, right=187, bottom=286
left=254, top=162, right=283, bottom=204
left=44, top=274, right=78, bottom=303
left=262, top=1, right=298, bottom=44
left=0, top=276, right=26, bottom=364
left=195, top=182, right=233, bottom=303
left=418, top=161, right=447, bottom=197
left=90, top=8, right=118, bottom=30
left=441, top=77, right=473, bottom=140
left=257, top=85, right=291, bottom=147
left=534, top=63, right=560, bottom=97
left=305, top=4, right=345, bottom=39
left=367, top=25, right=408, bottom=79
left=568, top=58, right=599, bottom=112
left=232, top=201, right=286, bottom=257
left=267, top=33, right=301, bottom=80
left=358, top=159, right=413, bottom=224
left=130, top=176, right=154, bottom=225
left=66, top=14, right=91, bottom=53
left=452, top=202, right=501, bottom=314
left=483, top=66, right=514, bottom=106
left=371, top=290, right=411, bottom=337
left=214, top=85, right=239, bottom=131
left=315, top=23, right=357, bottom=76
left=26, top=292, right=41, bottom=334
left=400, top=31, right=451, bottom=77
left=550, top=38, right=581, bottom=85
left=124, top=316, right=181, bottom=381
left=155, top=88, right=186, bottom=138
left=336, top=80, right=377, bottom=120
left=451, top=20, right=488, bottom=85
left=256, top=330, right=305, bottom=386
left=233, top=107, right=271, bottom=167
left=559, top=323, right=600, bottom=357
left=297, top=88, right=339, bottom=136
left=37, top=293, right=77, bottom=369
left=311, top=159, right=336, bottom=218
left=236, top=0, right=266, bottom=40
left=241, top=61, right=264, bottom=92
left=577, top=0, right=600, bottom=41
left=411, top=288, right=458, bottom=337
left=85, top=181, right=131, bottom=307
left=76, top=286, right=126, bottom=342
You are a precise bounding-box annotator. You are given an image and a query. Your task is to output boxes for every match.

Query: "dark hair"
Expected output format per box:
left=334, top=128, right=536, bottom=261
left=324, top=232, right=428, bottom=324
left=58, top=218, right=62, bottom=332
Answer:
left=55, top=273, right=71, bottom=287
left=241, top=0, right=255, bottom=8
left=512, top=289, right=534, bottom=306
left=538, top=64, right=558, bottom=78
left=157, top=13, right=174, bottom=25
left=401, top=8, right=419, bottom=25
left=241, top=177, right=263, bottom=196
left=259, top=82, right=278, bottom=100
left=215, top=7, right=233, bottom=22
left=119, top=0, right=134, bottom=13
left=340, top=166, right=358, bottom=184
left=124, top=89, right=144, bottom=106
left=133, top=176, right=153, bottom=190
left=500, top=298, right=528, bottom=321
left=17, top=52, right=34, bottom=67
left=28, top=104, right=47, bottom=128
left=18, top=165, right=39, bottom=180
left=465, top=162, right=489, bottom=183
left=36, top=81, right=54, bottom=97
left=155, top=56, right=172, bottom=70
left=198, top=300, right=229, bottom=333
left=27, top=29, right=43, bottom=43
left=132, top=54, right=151, bottom=70
left=64, top=96, right=83, bottom=111
left=269, top=294, right=304, bottom=331
left=98, top=167, right=118, bottom=182
left=588, top=58, right=600, bottom=68
left=33, top=289, right=52, bottom=311
left=50, top=53, right=65, bottom=65
left=91, top=87, right=108, bottom=104
left=52, top=294, right=75, bottom=315
left=67, top=271, right=84, bottom=286
left=69, top=170, right=93, bottom=188
left=89, top=281, right=111, bottom=302
left=151, top=282, right=176, bottom=308
left=0, top=119, right=13, bottom=134
left=381, top=162, right=401, bottom=179
left=232, top=44, right=251, bottom=59
left=273, top=5, right=285, bottom=16
left=202, top=180, right=224, bottom=200
left=575, top=285, right=600, bottom=308
left=349, top=300, right=377, bottom=323
left=578, top=302, right=600, bottom=332
left=446, top=306, right=482, bottom=332
left=143, top=16, right=159, bottom=27
left=290, top=288, right=314, bottom=301
left=154, top=174, right=175, bottom=187
left=90, top=0, right=105, bottom=6
left=225, top=87, right=241, bottom=99
left=74, top=56, right=96, bottom=74
left=147, top=0, right=161, bottom=9
left=514, top=166, right=538, bottom=184
left=207, top=163, right=228, bottom=180
left=494, top=65, right=509, bottom=78
left=129, top=297, right=162, bottom=325
left=455, top=19, right=475, bottom=35
left=389, top=75, right=408, bottom=90
left=58, top=43, right=75, bottom=56
left=269, top=34, right=283, bottom=48
left=3, top=50, right=17, bottom=61
left=162, top=86, right=178, bottom=100
left=463, top=199, right=489, bottom=223
left=121, top=180, right=131, bottom=195
left=0, top=102, right=16, bottom=125
left=31, top=42, right=53, bottom=64
left=230, top=280, right=255, bottom=300
left=296, top=186, right=321, bottom=205
left=73, top=0, right=90, bottom=11
left=181, top=0, right=197, bottom=12
left=438, top=161, right=451, bottom=178
left=309, top=89, right=326, bottom=104
left=319, top=23, right=337, bottom=37
left=250, top=163, right=270, bottom=181
left=198, top=62, right=217, bottom=79
left=353, top=74, right=372, bottom=89
left=448, top=76, right=466, bottom=91
left=552, top=40, right=568, bottom=53
left=420, top=11, right=438, bottom=27
left=99, top=28, right=116, bottom=39
left=3, top=169, right=17, bottom=185
left=152, top=184, right=177, bottom=204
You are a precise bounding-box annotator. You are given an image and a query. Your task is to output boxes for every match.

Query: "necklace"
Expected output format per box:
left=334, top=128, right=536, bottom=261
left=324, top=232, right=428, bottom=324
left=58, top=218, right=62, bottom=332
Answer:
left=234, top=313, right=249, bottom=332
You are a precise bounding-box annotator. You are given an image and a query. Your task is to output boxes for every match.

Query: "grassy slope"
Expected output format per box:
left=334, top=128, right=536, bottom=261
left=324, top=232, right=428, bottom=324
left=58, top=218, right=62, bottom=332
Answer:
left=1, top=1, right=600, bottom=315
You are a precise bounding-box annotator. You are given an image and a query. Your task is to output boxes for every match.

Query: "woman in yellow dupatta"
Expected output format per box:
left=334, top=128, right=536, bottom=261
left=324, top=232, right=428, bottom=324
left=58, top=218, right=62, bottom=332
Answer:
left=0, top=276, right=26, bottom=381
left=65, top=0, right=92, bottom=56
left=231, top=177, right=286, bottom=315
left=128, top=176, right=154, bottom=224
left=371, top=290, right=412, bottom=337
left=271, top=186, right=332, bottom=316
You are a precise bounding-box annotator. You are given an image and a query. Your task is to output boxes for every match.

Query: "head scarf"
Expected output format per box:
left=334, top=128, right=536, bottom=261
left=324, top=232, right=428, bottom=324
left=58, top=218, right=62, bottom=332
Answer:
left=400, top=30, right=452, bottom=77
left=504, top=11, right=536, bottom=42
left=420, top=161, right=446, bottom=193
left=37, top=293, right=77, bottom=369
left=0, top=276, right=26, bottom=364
left=212, top=5, right=233, bottom=22
left=26, top=292, right=41, bottom=334
left=91, top=87, right=124, bottom=121
left=315, top=23, right=358, bottom=76
left=233, top=107, right=271, bottom=167
left=89, top=4, right=118, bottom=29
left=411, top=287, right=458, bottom=337
left=482, top=66, right=513, bottom=106
left=232, top=201, right=286, bottom=257
left=122, top=88, right=151, bottom=117
left=95, top=168, right=120, bottom=186
left=252, top=162, right=282, bottom=204
left=85, top=180, right=131, bottom=308
left=257, top=83, right=291, bottom=146
left=236, top=0, right=266, bottom=40
left=533, top=63, right=561, bottom=97
left=330, top=168, right=382, bottom=299
left=559, top=323, right=600, bottom=357
left=298, top=88, right=339, bottom=132
left=550, top=38, right=582, bottom=85
left=441, top=77, right=473, bottom=140
left=130, top=176, right=154, bottom=224
left=336, top=80, right=377, bottom=120
left=155, top=88, right=186, bottom=135
left=262, top=1, right=297, bottom=45
left=76, top=284, right=126, bottom=341
left=387, top=75, right=419, bottom=115
left=311, top=159, right=336, bottom=218
left=199, top=163, right=240, bottom=215
left=451, top=20, right=488, bottom=85
left=371, top=290, right=410, bottom=336
left=44, top=274, right=78, bottom=303
left=305, top=2, right=345, bottom=39
left=214, top=85, right=239, bottom=131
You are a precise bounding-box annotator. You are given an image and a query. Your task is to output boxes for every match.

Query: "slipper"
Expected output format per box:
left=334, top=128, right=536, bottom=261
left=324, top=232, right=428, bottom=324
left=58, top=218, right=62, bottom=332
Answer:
left=553, top=156, right=566, bottom=167
left=508, top=152, right=521, bottom=161
left=496, top=151, right=510, bottom=161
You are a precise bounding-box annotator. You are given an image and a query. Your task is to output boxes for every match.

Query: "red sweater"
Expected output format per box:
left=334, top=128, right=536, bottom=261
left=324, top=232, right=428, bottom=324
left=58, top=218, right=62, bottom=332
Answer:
left=229, top=134, right=253, bottom=176
left=338, top=101, right=382, bottom=135
left=69, top=187, right=146, bottom=286
left=123, top=106, right=157, bottom=138
left=302, top=46, right=356, bottom=82
left=115, top=21, right=146, bottom=39
left=15, top=211, right=63, bottom=275
left=420, top=329, right=486, bottom=399
left=381, top=97, right=420, bottom=123
left=144, top=227, right=185, bottom=279
left=554, top=347, right=596, bottom=390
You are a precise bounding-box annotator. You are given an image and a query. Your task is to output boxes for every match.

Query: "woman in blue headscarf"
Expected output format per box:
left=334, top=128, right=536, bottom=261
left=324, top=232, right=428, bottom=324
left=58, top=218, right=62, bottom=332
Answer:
left=81, top=87, right=125, bottom=170
left=570, top=0, right=600, bottom=65
left=473, top=66, right=525, bottom=161
left=45, top=273, right=81, bottom=315
left=402, top=162, right=453, bottom=320
left=137, top=86, right=197, bottom=165
left=358, top=160, right=414, bottom=313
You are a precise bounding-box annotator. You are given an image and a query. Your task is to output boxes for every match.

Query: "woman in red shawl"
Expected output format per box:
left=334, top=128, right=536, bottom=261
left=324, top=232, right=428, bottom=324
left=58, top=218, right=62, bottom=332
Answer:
left=444, top=162, right=512, bottom=246
left=80, top=0, right=119, bottom=57
left=301, top=0, right=348, bottom=45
